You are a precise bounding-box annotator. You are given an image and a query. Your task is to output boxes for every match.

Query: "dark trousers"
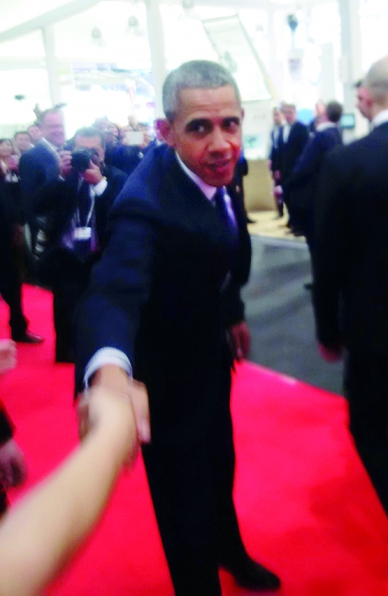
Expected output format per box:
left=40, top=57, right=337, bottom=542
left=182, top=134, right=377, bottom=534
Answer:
left=0, top=269, right=28, bottom=340
left=51, top=256, right=94, bottom=362
left=344, top=351, right=388, bottom=515
left=142, top=366, right=247, bottom=595
left=53, top=276, right=90, bottom=362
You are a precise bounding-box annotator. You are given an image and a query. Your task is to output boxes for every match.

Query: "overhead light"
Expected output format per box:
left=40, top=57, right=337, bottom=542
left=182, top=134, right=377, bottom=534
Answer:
left=178, top=0, right=200, bottom=22
left=127, top=13, right=144, bottom=36
left=91, top=27, right=106, bottom=47
left=91, top=27, right=102, bottom=39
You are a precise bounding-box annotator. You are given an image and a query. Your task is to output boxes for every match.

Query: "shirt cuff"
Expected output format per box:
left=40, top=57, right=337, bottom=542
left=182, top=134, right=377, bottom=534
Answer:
left=83, top=348, right=132, bottom=389
left=93, top=177, right=108, bottom=196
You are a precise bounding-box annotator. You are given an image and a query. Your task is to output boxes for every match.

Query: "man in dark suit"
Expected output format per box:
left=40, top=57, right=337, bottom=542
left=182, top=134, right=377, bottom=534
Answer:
left=19, top=109, right=65, bottom=256
left=33, top=127, right=127, bottom=363
left=75, top=61, right=280, bottom=594
left=0, top=178, right=42, bottom=343
left=268, top=107, right=284, bottom=217
left=281, top=100, right=343, bottom=253
left=313, top=55, right=388, bottom=516
left=278, top=103, right=309, bottom=232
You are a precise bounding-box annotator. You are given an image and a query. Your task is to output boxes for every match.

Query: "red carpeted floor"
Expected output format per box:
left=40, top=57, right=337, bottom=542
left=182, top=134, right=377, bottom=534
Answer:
left=1, top=285, right=388, bottom=596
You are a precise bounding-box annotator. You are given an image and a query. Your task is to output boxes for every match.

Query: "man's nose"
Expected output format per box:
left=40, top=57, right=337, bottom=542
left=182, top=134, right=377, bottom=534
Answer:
left=208, top=127, right=229, bottom=152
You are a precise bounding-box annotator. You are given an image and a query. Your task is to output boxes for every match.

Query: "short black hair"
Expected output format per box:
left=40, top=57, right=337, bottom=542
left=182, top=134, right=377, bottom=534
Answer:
left=326, top=101, right=343, bottom=123
left=14, top=130, right=31, bottom=140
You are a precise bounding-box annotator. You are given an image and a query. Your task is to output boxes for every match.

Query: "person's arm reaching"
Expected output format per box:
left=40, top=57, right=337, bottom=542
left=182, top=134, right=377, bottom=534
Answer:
left=0, top=384, right=150, bottom=596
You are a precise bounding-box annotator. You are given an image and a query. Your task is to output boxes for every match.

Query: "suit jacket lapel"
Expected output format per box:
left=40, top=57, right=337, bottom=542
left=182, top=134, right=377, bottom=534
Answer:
left=162, top=148, right=226, bottom=239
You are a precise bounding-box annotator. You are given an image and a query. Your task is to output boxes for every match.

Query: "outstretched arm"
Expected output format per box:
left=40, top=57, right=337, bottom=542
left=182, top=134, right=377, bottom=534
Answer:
left=0, top=384, right=149, bottom=596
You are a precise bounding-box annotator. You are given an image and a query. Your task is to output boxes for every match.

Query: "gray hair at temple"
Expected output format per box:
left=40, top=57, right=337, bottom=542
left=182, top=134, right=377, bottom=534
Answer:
left=162, top=60, right=242, bottom=122
left=363, top=54, right=388, bottom=104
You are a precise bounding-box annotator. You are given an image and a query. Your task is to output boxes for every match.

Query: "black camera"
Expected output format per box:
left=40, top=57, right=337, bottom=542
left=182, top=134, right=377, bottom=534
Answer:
left=71, top=148, right=98, bottom=173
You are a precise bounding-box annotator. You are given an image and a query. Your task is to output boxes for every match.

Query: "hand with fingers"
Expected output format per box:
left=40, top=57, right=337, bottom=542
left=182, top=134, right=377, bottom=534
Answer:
left=77, top=377, right=150, bottom=468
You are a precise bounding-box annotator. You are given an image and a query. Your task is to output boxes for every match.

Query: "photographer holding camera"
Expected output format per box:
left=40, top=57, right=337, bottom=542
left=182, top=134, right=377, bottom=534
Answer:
left=33, top=126, right=128, bottom=363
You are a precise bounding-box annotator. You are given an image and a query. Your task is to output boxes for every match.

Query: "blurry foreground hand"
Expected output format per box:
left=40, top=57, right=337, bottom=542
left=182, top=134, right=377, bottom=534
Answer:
left=0, top=341, right=17, bottom=374
left=78, top=380, right=150, bottom=464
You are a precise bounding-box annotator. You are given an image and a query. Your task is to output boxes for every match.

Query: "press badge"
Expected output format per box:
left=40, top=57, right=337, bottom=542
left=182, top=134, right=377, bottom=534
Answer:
left=74, top=226, right=92, bottom=241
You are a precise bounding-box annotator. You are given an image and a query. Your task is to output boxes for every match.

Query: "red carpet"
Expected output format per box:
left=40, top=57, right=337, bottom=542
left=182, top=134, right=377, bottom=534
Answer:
left=1, top=285, right=388, bottom=595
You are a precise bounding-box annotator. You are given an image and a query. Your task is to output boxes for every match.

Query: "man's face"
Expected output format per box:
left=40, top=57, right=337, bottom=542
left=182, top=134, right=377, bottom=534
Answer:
left=27, top=126, right=42, bottom=144
left=40, top=112, right=66, bottom=147
left=74, top=135, right=105, bottom=167
left=0, top=140, right=13, bottom=158
left=283, top=106, right=296, bottom=124
left=162, top=85, right=243, bottom=187
left=105, top=123, right=119, bottom=146
left=356, top=86, right=373, bottom=120
left=14, top=133, right=32, bottom=152
left=273, top=108, right=283, bottom=126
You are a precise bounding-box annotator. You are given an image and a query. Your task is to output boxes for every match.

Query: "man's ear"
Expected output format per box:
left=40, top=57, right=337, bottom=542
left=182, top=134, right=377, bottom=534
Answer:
left=156, top=118, right=175, bottom=146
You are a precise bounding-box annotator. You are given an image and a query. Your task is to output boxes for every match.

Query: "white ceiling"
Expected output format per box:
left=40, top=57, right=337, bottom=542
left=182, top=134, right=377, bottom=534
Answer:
left=0, top=0, right=332, bottom=40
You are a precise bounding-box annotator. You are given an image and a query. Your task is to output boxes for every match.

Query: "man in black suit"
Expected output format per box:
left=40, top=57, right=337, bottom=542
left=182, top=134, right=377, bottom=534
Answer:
left=281, top=100, right=343, bottom=253
left=313, top=55, right=388, bottom=516
left=268, top=107, right=284, bottom=217
left=0, top=178, right=42, bottom=343
left=19, top=109, right=65, bottom=256
left=75, top=61, right=280, bottom=594
left=278, top=103, right=309, bottom=232
left=33, top=127, right=127, bottom=363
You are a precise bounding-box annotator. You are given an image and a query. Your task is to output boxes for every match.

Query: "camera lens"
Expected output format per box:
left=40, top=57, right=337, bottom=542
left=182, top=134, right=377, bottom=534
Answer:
left=71, top=150, right=92, bottom=173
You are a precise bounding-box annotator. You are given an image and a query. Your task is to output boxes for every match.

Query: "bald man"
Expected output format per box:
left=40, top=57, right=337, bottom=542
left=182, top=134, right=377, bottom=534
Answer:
left=313, top=54, right=388, bottom=516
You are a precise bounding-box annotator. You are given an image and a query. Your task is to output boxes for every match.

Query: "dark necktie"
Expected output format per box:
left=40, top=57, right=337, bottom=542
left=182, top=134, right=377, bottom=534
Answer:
left=212, top=187, right=237, bottom=235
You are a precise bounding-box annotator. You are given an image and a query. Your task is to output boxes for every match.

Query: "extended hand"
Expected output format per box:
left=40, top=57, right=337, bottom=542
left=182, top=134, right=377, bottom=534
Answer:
left=0, top=340, right=17, bottom=374
left=228, top=321, right=251, bottom=361
left=78, top=379, right=150, bottom=463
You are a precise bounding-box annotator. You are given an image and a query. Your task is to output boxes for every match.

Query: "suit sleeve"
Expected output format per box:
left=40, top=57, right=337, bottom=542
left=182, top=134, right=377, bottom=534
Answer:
left=312, top=151, right=347, bottom=347
left=221, top=191, right=252, bottom=326
left=282, top=137, right=317, bottom=194
left=74, top=199, right=158, bottom=391
left=19, top=154, right=44, bottom=209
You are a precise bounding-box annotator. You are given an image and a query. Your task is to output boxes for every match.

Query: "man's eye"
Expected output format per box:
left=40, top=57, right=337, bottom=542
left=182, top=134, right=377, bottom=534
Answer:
left=223, top=119, right=240, bottom=132
left=187, top=121, right=210, bottom=134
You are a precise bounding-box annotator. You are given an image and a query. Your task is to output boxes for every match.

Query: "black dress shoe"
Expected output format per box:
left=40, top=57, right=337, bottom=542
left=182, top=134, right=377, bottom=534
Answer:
left=13, top=331, right=44, bottom=344
left=220, top=556, right=281, bottom=591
